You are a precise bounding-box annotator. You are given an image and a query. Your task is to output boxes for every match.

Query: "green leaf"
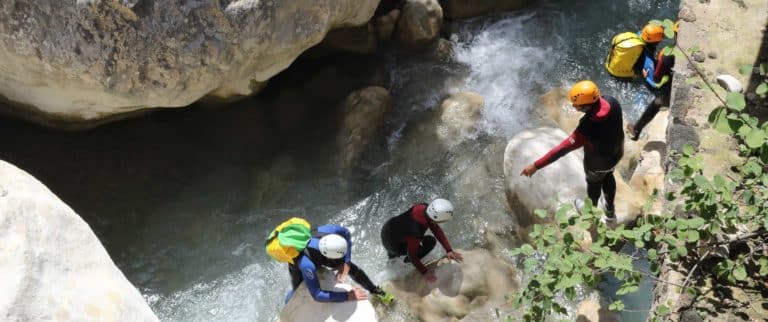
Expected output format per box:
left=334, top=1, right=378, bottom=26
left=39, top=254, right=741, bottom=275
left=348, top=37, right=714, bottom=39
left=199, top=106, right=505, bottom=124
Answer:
left=656, top=304, right=670, bottom=315
left=534, top=209, right=548, bottom=218
left=662, top=46, right=673, bottom=56
left=521, top=244, right=534, bottom=256
left=676, top=246, right=688, bottom=257
left=649, top=19, right=662, bottom=26
left=686, top=230, right=700, bottom=242
left=709, top=106, right=742, bottom=134
left=739, top=64, right=754, bottom=75
left=745, top=128, right=766, bottom=149
left=757, top=83, right=768, bottom=95
left=687, top=45, right=700, bottom=53
left=609, top=300, right=625, bottom=311
left=759, top=258, right=768, bottom=276
left=682, top=145, right=694, bottom=156
left=733, top=265, right=747, bottom=281
left=761, top=63, right=767, bottom=76
left=726, top=92, right=747, bottom=111
left=648, top=248, right=658, bottom=260
left=693, top=175, right=709, bottom=188
left=687, top=217, right=706, bottom=229
left=664, top=28, right=675, bottom=39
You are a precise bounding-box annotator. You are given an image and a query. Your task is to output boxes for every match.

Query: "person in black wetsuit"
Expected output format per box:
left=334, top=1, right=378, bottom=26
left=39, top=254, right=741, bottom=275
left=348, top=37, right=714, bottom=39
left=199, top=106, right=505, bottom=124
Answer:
left=521, top=80, right=624, bottom=221
left=626, top=22, right=677, bottom=141
left=380, top=198, right=464, bottom=283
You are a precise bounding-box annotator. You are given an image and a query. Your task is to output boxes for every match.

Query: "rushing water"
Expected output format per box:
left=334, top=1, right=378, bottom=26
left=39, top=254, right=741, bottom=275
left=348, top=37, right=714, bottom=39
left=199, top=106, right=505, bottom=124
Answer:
left=0, top=0, right=678, bottom=321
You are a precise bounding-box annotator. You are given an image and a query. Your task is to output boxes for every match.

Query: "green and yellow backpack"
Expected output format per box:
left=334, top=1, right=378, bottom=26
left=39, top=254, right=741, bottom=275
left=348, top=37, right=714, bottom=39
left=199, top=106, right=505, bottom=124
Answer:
left=265, top=217, right=311, bottom=264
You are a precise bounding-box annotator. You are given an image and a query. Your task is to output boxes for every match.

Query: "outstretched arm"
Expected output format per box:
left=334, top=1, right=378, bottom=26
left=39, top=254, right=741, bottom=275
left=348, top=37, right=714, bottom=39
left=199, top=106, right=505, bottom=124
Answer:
left=521, top=132, right=586, bottom=176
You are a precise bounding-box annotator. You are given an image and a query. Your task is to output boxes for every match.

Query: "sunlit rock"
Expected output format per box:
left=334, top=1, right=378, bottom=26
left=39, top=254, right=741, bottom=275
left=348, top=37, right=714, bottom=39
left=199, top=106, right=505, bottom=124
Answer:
left=382, top=249, right=518, bottom=321
left=0, top=1, right=378, bottom=127
left=396, top=0, right=443, bottom=50
left=338, top=86, right=393, bottom=169
left=436, top=92, right=484, bottom=147
left=537, top=87, right=578, bottom=133
left=575, top=299, right=620, bottom=322
left=503, top=127, right=586, bottom=226
left=281, top=269, right=377, bottom=322
left=0, top=160, right=158, bottom=321
left=440, top=0, right=535, bottom=19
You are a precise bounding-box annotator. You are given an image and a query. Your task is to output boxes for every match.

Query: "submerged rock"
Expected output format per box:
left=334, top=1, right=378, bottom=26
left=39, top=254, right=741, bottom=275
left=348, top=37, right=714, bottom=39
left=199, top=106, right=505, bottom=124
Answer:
left=338, top=86, right=393, bottom=169
left=0, top=160, right=158, bottom=321
left=0, top=1, right=378, bottom=127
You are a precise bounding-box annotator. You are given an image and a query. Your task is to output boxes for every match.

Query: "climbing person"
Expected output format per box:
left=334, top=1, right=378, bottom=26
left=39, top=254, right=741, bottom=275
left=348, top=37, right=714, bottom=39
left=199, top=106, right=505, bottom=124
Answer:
left=520, top=81, right=624, bottom=222
left=626, top=21, right=678, bottom=141
left=605, top=23, right=665, bottom=79
left=380, top=198, right=464, bottom=283
left=287, top=224, right=394, bottom=304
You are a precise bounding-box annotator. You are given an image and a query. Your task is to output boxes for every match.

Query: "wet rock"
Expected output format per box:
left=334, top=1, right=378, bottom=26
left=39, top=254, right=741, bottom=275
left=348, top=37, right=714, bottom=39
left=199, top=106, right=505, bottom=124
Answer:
left=386, top=249, right=518, bottom=321
left=337, top=86, right=393, bottom=168
left=503, top=127, right=586, bottom=226
left=707, top=51, right=718, bottom=59
left=692, top=51, right=706, bottom=62
left=537, top=87, right=579, bottom=133
left=716, top=75, right=744, bottom=93
left=0, top=1, right=379, bottom=127
left=281, top=269, right=377, bottom=322
left=427, top=38, right=455, bottom=61
left=375, top=9, right=401, bottom=42
left=0, top=160, right=158, bottom=321
left=439, top=0, right=534, bottom=19
left=679, top=5, right=697, bottom=22
left=436, top=92, right=483, bottom=147
left=396, top=0, right=443, bottom=50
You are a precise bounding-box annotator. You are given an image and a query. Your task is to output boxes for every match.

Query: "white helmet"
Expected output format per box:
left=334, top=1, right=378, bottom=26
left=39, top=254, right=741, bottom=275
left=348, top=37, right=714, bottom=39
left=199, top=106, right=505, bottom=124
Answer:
left=426, top=198, right=454, bottom=222
left=318, top=234, right=347, bottom=259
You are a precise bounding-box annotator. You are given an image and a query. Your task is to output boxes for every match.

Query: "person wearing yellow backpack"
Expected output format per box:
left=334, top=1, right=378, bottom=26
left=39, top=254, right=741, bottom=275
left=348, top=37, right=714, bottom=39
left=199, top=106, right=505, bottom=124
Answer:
left=605, top=24, right=664, bottom=79
left=286, top=224, right=394, bottom=304
left=626, top=22, right=678, bottom=141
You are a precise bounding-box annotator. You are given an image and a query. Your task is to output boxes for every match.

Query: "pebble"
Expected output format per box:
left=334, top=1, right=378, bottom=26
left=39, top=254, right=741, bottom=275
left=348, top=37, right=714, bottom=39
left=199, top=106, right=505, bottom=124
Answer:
left=679, top=6, right=697, bottom=22
left=692, top=51, right=706, bottom=62
left=707, top=51, right=717, bottom=59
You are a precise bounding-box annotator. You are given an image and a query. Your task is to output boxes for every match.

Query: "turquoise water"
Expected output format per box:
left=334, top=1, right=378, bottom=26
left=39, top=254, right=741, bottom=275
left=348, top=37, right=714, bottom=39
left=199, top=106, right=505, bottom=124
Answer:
left=0, top=0, right=678, bottom=320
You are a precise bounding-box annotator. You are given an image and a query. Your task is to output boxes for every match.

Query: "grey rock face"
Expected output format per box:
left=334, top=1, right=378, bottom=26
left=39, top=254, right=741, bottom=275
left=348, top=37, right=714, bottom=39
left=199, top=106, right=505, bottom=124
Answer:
left=0, top=0, right=378, bottom=126
left=396, top=0, right=443, bottom=50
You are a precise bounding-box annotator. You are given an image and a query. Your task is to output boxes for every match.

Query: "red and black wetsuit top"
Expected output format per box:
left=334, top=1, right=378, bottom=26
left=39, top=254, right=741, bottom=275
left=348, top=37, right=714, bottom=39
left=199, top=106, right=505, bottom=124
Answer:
left=380, top=203, right=453, bottom=274
left=534, top=96, right=624, bottom=171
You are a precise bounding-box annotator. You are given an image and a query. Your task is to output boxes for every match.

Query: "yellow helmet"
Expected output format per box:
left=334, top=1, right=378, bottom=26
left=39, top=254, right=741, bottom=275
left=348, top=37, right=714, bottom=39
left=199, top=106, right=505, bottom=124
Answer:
left=641, top=24, right=664, bottom=43
left=569, top=81, right=600, bottom=106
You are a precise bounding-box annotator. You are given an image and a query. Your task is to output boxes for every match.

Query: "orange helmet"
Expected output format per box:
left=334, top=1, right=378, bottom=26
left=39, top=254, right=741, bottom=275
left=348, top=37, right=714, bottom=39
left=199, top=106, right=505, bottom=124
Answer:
left=674, top=21, right=679, bottom=33
left=569, top=81, right=600, bottom=106
left=641, top=24, right=664, bottom=43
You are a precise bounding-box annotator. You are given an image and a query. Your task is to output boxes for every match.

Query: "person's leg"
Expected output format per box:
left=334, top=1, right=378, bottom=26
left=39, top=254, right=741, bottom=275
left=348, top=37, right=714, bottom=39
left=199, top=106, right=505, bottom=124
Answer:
left=289, top=263, right=303, bottom=290
left=630, top=98, right=662, bottom=140
left=585, top=169, right=603, bottom=209
left=601, top=171, right=617, bottom=218
left=347, top=262, right=382, bottom=294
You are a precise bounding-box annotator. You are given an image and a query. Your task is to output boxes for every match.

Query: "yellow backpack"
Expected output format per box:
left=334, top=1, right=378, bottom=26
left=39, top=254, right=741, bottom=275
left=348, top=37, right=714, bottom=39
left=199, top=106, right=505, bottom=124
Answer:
left=605, top=32, right=645, bottom=78
left=265, top=217, right=311, bottom=264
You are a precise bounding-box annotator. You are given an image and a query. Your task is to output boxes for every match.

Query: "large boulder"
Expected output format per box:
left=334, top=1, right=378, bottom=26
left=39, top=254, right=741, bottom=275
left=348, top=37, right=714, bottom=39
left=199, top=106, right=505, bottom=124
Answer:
left=0, top=0, right=378, bottom=127
left=383, top=249, right=518, bottom=321
left=439, top=0, right=534, bottom=19
left=503, top=127, right=586, bottom=226
left=396, top=0, right=443, bottom=50
left=281, top=269, right=377, bottom=322
left=337, top=86, right=393, bottom=169
left=0, top=160, right=158, bottom=321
